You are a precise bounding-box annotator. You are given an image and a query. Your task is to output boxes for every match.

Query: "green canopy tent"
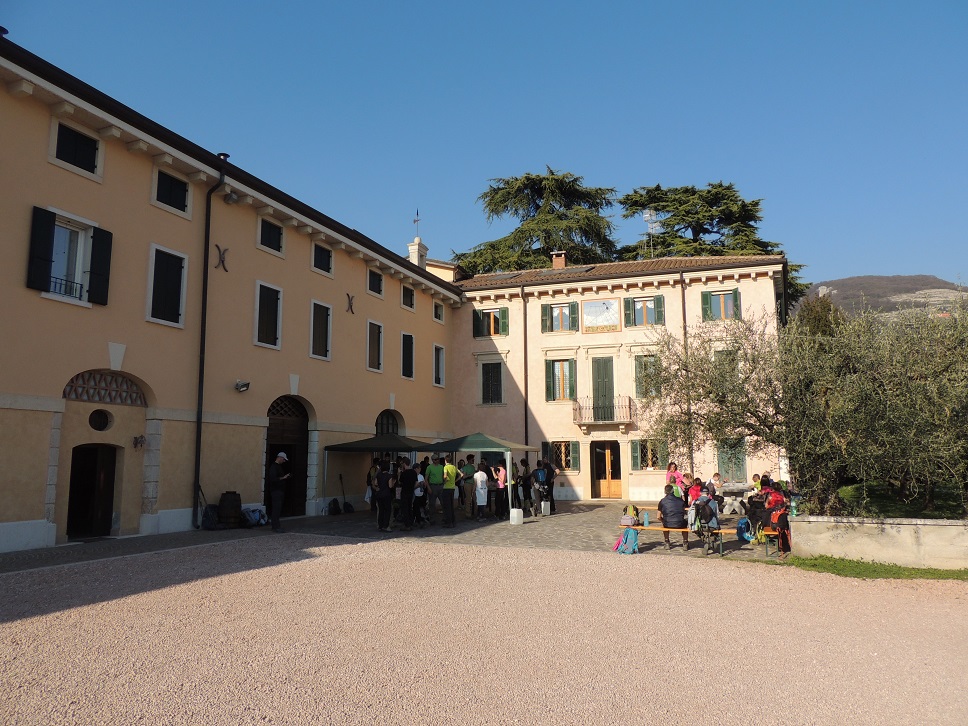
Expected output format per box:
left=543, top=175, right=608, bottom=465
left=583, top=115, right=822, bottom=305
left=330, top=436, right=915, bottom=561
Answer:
left=322, top=433, right=433, bottom=510
left=430, top=432, right=540, bottom=524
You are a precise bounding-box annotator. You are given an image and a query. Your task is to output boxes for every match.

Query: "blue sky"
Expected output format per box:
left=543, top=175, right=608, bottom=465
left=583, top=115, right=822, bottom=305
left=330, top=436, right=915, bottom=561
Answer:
left=4, top=0, right=966, bottom=284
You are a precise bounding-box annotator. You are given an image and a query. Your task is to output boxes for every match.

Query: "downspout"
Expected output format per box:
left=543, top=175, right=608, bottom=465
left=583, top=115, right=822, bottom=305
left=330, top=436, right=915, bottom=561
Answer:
left=679, top=272, right=695, bottom=475
left=520, top=285, right=529, bottom=445
left=192, top=153, right=229, bottom=528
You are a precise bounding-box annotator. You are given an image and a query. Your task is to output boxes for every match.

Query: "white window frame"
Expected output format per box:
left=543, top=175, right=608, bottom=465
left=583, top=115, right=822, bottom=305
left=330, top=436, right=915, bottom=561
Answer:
left=433, top=300, right=445, bottom=324
left=366, top=320, right=384, bottom=372
left=145, top=243, right=188, bottom=328
left=433, top=344, right=445, bottom=387
left=39, top=207, right=97, bottom=308
left=549, top=303, right=571, bottom=332
left=311, top=241, right=334, bottom=277
left=309, top=300, right=332, bottom=361
left=48, top=118, right=104, bottom=182
left=254, top=280, right=283, bottom=350
left=630, top=296, right=659, bottom=326
left=401, top=331, right=415, bottom=380
left=151, top=166, right=193, bottom=220
left=401, top=284, right=416, bottom=311
left=367, top=268, right=384, bottom=299
left=257, top=216, right=285, bottom=258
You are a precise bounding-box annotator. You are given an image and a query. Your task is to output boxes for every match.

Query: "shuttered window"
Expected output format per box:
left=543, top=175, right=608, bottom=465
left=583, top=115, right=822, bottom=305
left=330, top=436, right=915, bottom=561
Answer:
left=401, top=333, right=414, bottom=378
left=311, top=302, right=331, bottom=359
left=55, top=123, right=99, bottom=174
left=701, top=289, right=742, bottom=321
left=473, top=307, right=508, bottom=337
left=481, top=362, right=503, bottom=404
left=634, top=355, right=661, bottom=398
left=545, top=359, right=576, bottom=401
left=149, top=247, right=186, bottom=324
left=27, top=206, right=112, bottom=305
left=631, top=440, right=668, bottom=470
left=259, top=218, right=283, bottom=253
left=257, top=283, right=282, bottom=347
left=433, top=345, right=445, bottom=386
left=543, top=441, right=580, bottom=471
left=624, top=295, right=665, bottom=327
left=312, top=243, right=332, bottom=273
left=155, top=170, right=188, bottom=212
left=367, top=322, right=383, bottom=370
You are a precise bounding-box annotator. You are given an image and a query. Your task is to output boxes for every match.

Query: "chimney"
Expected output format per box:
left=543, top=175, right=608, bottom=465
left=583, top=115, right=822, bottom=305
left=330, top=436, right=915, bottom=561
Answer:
left=551, top=250, right=566, bottom=270
left=408, top=236, right=428, bottom=269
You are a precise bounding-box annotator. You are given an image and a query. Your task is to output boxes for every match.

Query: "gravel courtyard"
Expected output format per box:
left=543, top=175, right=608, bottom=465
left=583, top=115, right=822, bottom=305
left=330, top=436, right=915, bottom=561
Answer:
left=1, top=532, right=965, bottom=725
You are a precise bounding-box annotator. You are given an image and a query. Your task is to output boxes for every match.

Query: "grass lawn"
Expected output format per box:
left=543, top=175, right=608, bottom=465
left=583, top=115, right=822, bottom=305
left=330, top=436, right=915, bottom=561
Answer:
left=784, top=555, right=968, bottom=581
left=837, top=480, right=965, bottom=520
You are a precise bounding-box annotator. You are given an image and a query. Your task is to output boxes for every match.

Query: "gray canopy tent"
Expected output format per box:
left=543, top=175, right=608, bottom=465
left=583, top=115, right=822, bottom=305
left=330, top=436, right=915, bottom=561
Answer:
left=322, top=433, right=433, bottom=508
left=430, top=432, right=540, bottom=524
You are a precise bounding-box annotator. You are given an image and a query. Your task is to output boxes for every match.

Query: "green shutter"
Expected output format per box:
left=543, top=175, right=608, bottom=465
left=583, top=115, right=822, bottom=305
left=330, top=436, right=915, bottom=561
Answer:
left=541, top=442, right=550, bottom=463
left=732, top=289, right=742, bottom=320
left=568, top=359, right=576, bottom=399
left=569, top=301, right=579, bottom=330
left=541, top=304, right=551, bottom=333
left=701, top=291, right=712, bottom=321
left=654, top=295, right=665, bottom=325
left=634, top=355, right=644, bottom=398
left=657, top=440, right=670, bottom=468
left=499, top=307, right=509, bottom=335
left=569, top=441, right=580, bottom=471
left=473, top=309, right=483, bottom=337
left=631, top=441, right=640, bottom=470
left=545, top=360, right=554, bottom=401
left=624, top=297, right=634, bottom=327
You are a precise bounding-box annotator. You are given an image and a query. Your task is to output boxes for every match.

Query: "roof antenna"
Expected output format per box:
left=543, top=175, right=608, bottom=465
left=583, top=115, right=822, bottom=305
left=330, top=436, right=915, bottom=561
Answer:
left=412, top=208, right=420, bottom=237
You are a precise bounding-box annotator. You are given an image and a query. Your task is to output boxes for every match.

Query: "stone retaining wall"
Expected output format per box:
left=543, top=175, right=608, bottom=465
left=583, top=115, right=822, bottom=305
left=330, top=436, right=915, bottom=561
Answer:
left=791, top=515, right=968, bottom=570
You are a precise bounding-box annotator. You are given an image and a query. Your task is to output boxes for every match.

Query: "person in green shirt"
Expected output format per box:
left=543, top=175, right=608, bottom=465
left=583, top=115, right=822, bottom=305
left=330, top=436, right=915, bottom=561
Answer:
left=460, top=454, right=477, bottom=517
left=424, top=455, right=445, bottom=525
left=442, top=454, right=459, bottom=528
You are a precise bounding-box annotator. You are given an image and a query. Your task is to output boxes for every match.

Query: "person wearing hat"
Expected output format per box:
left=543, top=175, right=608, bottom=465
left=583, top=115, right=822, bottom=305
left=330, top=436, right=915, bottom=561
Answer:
left=267, top=452, right=291, bottom=532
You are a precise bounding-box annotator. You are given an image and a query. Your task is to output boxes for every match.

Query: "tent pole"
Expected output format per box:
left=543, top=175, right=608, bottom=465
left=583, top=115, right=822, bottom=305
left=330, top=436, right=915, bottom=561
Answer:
left=322, top=451, right=328, bottom=515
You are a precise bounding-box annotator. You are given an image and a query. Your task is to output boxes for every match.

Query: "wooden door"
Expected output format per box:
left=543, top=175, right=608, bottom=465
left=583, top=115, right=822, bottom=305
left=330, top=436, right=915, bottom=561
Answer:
left=592, top=357, right=614, bottom=421
left=592, top=440, right=622, bottom=498
left=717, top=438, right=748, bottom=483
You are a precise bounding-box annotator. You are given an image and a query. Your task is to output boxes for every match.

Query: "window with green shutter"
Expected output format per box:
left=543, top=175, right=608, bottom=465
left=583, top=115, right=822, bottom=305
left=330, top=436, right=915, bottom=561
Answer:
left=634, top=355, right=661, bottom=398
left=546, top=359, right=576, bottom=401
left=702, top=289, right=741, bottom=321
left=632, top=439, right=667, bottom=469
left=624, top=295, right=665, bottom=327
left=474, top=307, right=508, bottom=337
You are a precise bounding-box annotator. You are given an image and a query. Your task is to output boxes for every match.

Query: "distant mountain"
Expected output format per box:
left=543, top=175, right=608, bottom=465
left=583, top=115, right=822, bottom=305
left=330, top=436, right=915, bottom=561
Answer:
left=806, top=275, right=963, bottom=314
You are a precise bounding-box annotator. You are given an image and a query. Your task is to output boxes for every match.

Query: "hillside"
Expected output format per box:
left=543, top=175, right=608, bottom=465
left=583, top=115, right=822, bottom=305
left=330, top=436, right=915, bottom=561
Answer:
left=807, top=275, right=963, bottom=313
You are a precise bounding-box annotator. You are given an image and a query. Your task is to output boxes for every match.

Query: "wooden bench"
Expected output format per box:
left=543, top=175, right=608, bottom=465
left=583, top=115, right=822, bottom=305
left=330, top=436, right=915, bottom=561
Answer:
left=618, top=524, right=724, bottom=556
left=762, top=527, right=789, bottom=558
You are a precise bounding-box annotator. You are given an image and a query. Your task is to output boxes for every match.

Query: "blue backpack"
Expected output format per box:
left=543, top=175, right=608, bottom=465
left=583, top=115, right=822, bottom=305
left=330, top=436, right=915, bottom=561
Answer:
left=617, top=527, right=639, bottom=554
left=736, top=517, right=754, bottom=542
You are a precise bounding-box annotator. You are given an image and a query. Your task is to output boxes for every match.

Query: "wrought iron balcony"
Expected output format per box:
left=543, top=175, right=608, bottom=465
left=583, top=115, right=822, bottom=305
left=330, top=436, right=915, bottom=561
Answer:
left=572, top=395, right=634, bottom=433
left=49, top=276, right=83, bottom=299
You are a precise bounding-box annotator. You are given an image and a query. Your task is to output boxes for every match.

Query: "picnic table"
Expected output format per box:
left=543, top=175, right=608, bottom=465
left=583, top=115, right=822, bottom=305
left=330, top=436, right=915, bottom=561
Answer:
left=719, top=484, right=754, bottom=515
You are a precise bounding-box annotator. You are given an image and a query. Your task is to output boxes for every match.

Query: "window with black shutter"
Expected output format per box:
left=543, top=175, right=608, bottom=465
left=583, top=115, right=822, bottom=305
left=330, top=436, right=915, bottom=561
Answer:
left=260, top=218, right=283, bottom=253
left=156, top=170, right=188, bottom=212
left=150, top=248, right=185, bottom=324
left=55, top=124, right=99, bottom=174
left=401, top=333, right=414, bottom=378
left=27, top=206, right=112, bottom=305
left=368, top=322, right=383, bottom=370
left=311, top=302, right=331, bottom=358
left=312, top=243, right=332, bottom=273
left=368, top=269, right=383, bottom=296
left=257, top=284, right=281, bottom=346
left=481, top=362, right=503, bottom=404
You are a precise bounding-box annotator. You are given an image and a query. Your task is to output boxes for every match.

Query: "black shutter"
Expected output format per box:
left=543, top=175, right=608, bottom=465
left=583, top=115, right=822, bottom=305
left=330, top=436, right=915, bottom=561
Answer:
left=258, top=285, right=280, bottom=345
left=27, top=207, right=56, bottom=292
left=312, top=303, right=330, bottom=357
left=150, top=250, right=183, bottom=322
left=402, top=333, right=414, bottom=377
left=56, top=124, right=98, bottom=174
left=87, top=227, right=113, bottom=306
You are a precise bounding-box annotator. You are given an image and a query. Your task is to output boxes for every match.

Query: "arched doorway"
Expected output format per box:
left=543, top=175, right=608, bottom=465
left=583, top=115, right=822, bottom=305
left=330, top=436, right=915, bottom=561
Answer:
left=375, top=409, right=402, bottom=435
left=66, top=444, right=117, bottom=539
left=266, top=396, right=309, bottom=517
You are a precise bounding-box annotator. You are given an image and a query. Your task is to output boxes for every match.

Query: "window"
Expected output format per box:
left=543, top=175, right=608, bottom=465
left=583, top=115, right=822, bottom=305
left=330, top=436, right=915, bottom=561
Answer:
left=312, top=243, right=333, bottom=274
left=433, top=301, right=445, bottom=323
left=481, top=361, right=503, bottom=404
left=541, top=302, right=579, bottom=332
left=368, top=269, right=384, bottom=296
left=401, top=332, right=414, bottom=378
left=255, top=282, right=282, bottom=348
left=52, top=121, right=100, bottom=176
left=634, top=355, right=661, bottom=398
left=401, top=285, right=415, bottom=310
left=27, top=206, right=112, bottom=305
left=473, top=307, right=508, bottom=337
left=310, top=301, right=331, bottom=359
left=545, top=359, right=576, bottom=401
left=154, top=169, right=190, bottom=214
left=702, top=289, right=742, bottom=321
left=367, top=321, right=383, bottom=371
left=433, top=345, right=445, bottom=386
left=259, top=218, right=283, bottom=254
left=631, top=439, right=668, bottom=470
left=542, top=441, right=580, bottom=471
left=147, top=245, right=187, bottom=326
left=624, top=295, right=665, bottom=327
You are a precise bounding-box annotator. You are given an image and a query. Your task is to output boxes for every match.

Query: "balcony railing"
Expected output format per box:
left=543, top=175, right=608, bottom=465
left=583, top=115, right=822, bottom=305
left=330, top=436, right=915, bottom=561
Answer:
left=49, top=276, right=83, bottom=299
left=572, top=395, right=634, bottom=426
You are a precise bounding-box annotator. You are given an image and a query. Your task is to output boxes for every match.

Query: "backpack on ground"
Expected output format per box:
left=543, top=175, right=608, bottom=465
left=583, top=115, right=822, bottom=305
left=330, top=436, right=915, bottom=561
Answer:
left=751, top=523, right=767, bottom=544
left=328, top=497, right=342, bottom=515
left=201, top=504, right=220, bottom=531
left=240, top=507, right=267, bottom=528
left=343, top=501, right=355, bottom=514
left=736, top=516, right=754, bottom=542
left=616, top=527, right=639, bottom=554
left=623, top=504, right=639, bottom=519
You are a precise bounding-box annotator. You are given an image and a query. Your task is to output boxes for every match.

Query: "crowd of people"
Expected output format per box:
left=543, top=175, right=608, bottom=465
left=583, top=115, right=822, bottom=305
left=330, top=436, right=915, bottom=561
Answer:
left=657, top=462, right=793, bottom=557
left=366, top=453, right=561, bottom=532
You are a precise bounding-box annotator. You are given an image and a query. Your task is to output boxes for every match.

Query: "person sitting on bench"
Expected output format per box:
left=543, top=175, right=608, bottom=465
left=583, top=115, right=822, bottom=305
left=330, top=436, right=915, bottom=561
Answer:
left=658, top=483, right=689, bottom=551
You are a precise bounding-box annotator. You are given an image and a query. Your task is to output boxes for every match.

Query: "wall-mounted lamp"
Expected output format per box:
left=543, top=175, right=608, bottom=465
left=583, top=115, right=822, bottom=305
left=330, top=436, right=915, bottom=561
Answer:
left=234, top=380, right=251, bottom=392
left=133, top=435, right=146, bottom=449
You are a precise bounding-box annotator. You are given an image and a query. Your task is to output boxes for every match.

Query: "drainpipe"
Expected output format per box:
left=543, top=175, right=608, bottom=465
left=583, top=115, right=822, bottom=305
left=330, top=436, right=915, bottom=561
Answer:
left=679, top=272, right=695, bottom=474
left=192, top=153, right=229, bottom=528
left=520, top=285, right=529, bottom=446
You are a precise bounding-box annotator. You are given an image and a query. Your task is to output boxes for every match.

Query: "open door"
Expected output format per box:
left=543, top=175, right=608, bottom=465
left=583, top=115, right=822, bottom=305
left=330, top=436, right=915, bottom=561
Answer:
left=66, top=444, right=116, bottom=539
left=265, top=396, right=309, bottom=516
left=592, top=440, right=622, bottom=498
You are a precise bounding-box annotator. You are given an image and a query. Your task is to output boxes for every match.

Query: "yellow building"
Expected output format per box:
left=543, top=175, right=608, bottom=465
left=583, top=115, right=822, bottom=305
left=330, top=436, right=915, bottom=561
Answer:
left=0, top=37, right=789, bottom=551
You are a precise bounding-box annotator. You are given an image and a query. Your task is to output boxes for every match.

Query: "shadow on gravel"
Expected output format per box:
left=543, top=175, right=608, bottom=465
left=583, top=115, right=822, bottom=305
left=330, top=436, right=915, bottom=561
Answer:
left=0, top=532, right=355, bottom=623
